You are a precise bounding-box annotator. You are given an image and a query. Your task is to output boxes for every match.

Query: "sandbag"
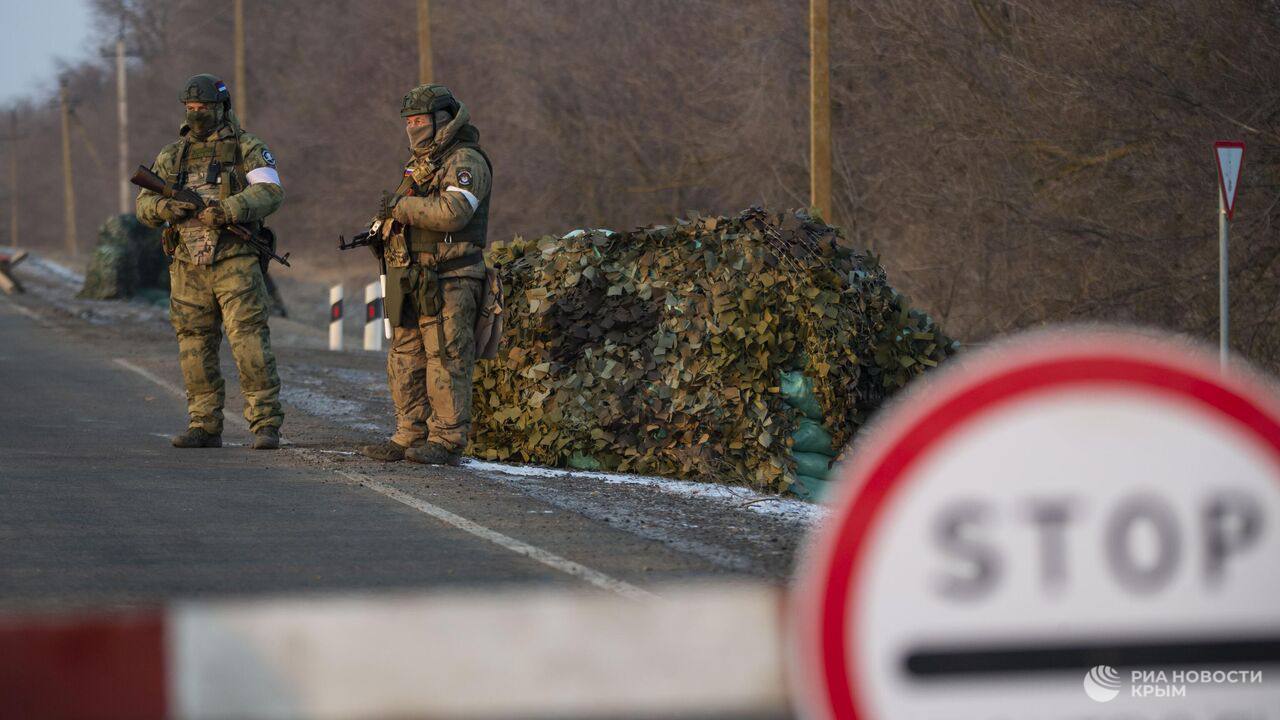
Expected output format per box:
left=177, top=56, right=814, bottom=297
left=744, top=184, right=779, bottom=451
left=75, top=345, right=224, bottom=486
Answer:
left=792, top=451, right=833, bottom=479
left=791, top=417, right=834, bottom=455
left=780, top=370, right=824, bottom=420
left=790, top=474, right=829, bottom=501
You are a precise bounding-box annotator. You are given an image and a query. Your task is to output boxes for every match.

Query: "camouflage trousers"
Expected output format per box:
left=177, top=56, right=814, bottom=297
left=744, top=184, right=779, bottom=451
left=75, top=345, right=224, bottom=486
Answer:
left=169, top=254, right=283, bottom=434
left=388, top=277, right=481, bottom=452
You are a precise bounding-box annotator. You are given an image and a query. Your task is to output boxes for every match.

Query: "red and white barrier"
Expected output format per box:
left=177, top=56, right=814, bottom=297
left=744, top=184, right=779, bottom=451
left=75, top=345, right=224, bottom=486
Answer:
left=363, top=281, right=382, bottom=351
left=0, top=583, right=788, bottom=719
left=0, top=248, right=27, bottom=295
left=327, top=284, right=343, bottom=351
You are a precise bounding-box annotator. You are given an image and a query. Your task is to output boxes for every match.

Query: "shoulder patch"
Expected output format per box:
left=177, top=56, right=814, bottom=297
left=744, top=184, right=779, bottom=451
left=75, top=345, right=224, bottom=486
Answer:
left=262, top=149, right=276, bottom=167
left=457, top=169, right=473, bottom=187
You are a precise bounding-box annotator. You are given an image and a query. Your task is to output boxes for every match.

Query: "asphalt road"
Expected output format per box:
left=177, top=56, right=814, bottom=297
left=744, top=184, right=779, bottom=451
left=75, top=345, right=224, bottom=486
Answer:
left=0, top=272, right=811, bottom=611
left=0, top=261, right=810, bottom=719
left=0, top=299, right=563, bottom=606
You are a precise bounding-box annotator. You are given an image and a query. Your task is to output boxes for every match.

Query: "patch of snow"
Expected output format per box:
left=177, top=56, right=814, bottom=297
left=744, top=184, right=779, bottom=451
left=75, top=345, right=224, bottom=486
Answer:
left=28, top=256, right=84, bottom=285
left=280, top=385, right=386, bottom=435
left=463, top=459, right=827, bottom=524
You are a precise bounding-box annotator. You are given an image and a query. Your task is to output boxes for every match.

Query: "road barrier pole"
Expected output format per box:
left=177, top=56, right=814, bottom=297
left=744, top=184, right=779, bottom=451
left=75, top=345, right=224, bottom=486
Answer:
left=329, top=285, right=343, bottom=351
left=364, top=281, right=382, bottom=351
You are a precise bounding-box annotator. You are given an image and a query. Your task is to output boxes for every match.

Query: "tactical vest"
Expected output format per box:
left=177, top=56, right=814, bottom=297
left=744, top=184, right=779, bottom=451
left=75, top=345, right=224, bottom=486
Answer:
left=404, top=142, right=492, bottom=252
left=167, top=129, right=253, bottom=263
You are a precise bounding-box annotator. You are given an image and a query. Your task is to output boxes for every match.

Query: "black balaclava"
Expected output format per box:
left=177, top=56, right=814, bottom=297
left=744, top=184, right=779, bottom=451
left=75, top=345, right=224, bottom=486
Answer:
left=186, top=104, right=223, bottom=138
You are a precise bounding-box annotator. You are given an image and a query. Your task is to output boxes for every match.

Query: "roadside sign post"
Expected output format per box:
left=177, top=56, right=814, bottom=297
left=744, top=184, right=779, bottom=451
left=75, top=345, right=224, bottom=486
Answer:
left=1220, top=189, right=1229, bottom=367
left=791, top=330, right=1280, bottom=719
left=1215, top=141, right=1245, bottom=368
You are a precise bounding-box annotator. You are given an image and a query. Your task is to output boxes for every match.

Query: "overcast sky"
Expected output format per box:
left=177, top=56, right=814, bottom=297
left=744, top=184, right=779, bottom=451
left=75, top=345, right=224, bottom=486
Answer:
left=0, top=0, right=95, bottom=105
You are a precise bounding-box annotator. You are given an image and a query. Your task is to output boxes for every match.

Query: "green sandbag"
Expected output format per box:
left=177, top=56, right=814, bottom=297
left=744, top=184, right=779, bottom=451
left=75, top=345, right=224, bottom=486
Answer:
left=791, top=417, right=834, bottom=455
left=793, top=451, right=832, bottom=479
left=779, top=370, right=824, bottom=420
left=790, top=474, right=828, bottom=501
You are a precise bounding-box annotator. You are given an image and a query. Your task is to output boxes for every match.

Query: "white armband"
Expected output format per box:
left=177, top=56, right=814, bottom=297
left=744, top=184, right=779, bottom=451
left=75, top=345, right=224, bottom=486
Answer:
left=445, top=185, right=479, bottom=211
left=246, top=167, right=282, bottom=186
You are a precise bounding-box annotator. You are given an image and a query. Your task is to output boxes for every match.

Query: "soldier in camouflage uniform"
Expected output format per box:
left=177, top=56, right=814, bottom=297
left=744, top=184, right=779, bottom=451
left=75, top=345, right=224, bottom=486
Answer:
left=359, top=85, right=492, bottom=465
left=136, top=74, right=285, bottom=450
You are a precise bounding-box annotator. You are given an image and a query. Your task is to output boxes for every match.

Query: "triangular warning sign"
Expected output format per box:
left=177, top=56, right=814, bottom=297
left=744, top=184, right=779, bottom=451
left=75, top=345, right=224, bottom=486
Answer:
left=1215, top=141, right=1246, bottom=220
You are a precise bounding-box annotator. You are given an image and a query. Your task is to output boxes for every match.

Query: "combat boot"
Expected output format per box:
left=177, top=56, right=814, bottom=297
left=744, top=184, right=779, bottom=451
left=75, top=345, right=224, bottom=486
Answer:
left=252, top=427, right=281, bottom=450
left=405, top=442, right=463, bottom=466
left=171, top=427, right=222, bottom=448
left=359, top=439, right=414, bottom=462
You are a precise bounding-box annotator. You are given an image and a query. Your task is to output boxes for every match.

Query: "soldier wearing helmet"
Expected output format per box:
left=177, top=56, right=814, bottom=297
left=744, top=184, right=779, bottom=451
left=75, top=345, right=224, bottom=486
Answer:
left=359, top=84, right=493, bottom=465
left=135, top=74, right=286, bottom=450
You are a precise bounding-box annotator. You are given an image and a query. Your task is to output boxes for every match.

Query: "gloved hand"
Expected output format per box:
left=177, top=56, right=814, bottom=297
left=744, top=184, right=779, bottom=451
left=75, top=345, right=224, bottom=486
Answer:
left=197, top=202, right=230, bottom=228
left=378, top=190, right=399, bottom=220
left=156, top=198, right=197, bottom=224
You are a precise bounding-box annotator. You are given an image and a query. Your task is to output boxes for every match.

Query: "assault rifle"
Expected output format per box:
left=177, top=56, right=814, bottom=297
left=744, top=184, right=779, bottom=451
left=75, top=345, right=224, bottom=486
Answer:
left=338, top=191, right=398, bottom=339
left=129, top=165, right=291, bottom=267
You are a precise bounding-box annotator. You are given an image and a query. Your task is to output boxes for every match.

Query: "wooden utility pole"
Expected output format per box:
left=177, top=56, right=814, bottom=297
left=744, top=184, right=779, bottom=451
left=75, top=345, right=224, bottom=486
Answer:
left=809, top=0, right=832, bottom=221
left=59, top=79, right=78, bottom=259
left=116, top=34, right=130, bottom=214
left=417, top=0, right=433, bottom=84
left=5, top=112, right=17, bottom=248
left=234, top=0, right=247, bottom=124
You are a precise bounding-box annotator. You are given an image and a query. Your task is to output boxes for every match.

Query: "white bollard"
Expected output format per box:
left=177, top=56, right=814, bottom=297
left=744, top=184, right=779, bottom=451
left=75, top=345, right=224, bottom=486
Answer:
left=329, top=284, right=344, bottom=351
left=364, top=281, right=383, bottom=351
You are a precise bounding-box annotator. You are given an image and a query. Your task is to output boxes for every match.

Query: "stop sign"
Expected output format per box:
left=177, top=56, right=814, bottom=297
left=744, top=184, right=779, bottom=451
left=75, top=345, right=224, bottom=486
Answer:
left=791, top=330, right=1280, bottom=719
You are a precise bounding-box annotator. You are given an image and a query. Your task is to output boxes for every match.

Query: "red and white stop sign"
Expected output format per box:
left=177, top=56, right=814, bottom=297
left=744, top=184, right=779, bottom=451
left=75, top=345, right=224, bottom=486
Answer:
left=791, top=330, right=1280, bottom=719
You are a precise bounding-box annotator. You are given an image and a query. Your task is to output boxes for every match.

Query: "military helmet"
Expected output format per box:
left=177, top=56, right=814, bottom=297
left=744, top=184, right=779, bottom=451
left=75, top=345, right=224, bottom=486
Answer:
left=180, top=74, right=230, bottom=104
left=400, top=84, right=459, bottom=118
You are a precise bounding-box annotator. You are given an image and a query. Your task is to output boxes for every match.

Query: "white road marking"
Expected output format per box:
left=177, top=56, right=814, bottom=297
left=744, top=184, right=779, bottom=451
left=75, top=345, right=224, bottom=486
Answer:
left=113, top=357, right=249, bottom=432
left=333, top=466, right=656, bottom=601
left=1, top=297, right=48, bottom=325
left=116, top=355, right=652, bottom=601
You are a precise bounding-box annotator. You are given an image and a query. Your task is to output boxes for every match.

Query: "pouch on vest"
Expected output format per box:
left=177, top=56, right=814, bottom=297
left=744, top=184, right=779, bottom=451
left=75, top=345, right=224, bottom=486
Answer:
left=400, top=265, right=442, bottom=318
left=161, top=226, right=180, bottom=258
left=385, top=225, right=410, bottom=268
left=474, top=265, right=504, bottom=360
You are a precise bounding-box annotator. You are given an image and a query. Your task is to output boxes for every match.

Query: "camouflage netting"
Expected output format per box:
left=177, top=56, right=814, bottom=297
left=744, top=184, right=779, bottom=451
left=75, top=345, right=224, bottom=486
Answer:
left=78, top=214, right=169, bottom=300
left=469, top=207, right=958, bottom=494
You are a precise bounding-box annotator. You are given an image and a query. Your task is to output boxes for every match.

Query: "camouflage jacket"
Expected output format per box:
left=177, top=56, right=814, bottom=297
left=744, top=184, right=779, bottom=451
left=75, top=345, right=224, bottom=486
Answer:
left=135, top=117, right=284, bottom=265
left=392, top=101, right=491, bottom=280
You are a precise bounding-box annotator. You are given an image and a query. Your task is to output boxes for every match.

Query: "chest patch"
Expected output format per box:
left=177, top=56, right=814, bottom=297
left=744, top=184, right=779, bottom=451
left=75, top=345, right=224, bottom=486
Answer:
left=457, top=169, right=472, bottom=187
